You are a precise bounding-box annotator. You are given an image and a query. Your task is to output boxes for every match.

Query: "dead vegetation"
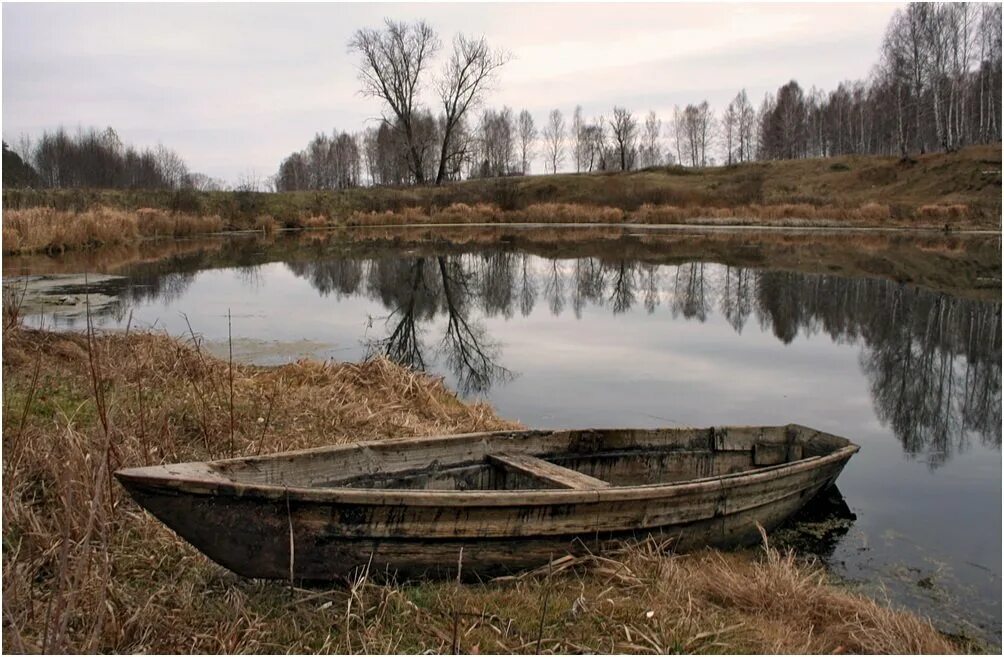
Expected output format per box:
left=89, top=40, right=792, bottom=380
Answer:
left=1, top=198, right=985, bottom=258
left=2, top=206, right=225, bottom=254
left=0, top=312, right=969, bottom=653
left=345, top=199, right=912, bottom=228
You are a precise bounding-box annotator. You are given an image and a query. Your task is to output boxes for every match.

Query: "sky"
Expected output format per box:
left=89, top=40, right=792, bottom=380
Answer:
left=2, top=2, right=902, bottom=183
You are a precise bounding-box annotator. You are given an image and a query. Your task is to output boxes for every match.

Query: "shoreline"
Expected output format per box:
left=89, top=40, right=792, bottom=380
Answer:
left=3, top=205, right=1000, bottom=257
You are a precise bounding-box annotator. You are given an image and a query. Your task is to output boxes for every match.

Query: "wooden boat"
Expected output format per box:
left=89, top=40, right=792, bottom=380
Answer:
left=115, top=424, right=858, bottom=581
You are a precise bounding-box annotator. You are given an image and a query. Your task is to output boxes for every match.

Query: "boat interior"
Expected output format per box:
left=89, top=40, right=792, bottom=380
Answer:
left=212, top=425, right=853, bottom=491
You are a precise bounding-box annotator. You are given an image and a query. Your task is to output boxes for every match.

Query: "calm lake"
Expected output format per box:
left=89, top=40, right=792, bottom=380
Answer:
left=6, top=226, right=1001, bottom=644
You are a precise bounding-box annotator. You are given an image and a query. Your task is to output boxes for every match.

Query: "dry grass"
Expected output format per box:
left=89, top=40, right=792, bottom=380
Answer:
left=1, top=322, right=513, bottom=653
left=253, top=214, right=279, bottom=236
left=2, top=206, right=224, bottom=254
left=0, top=317, right=969, bottom=653
left=344, top=200, right=941, bottom=230
left=301, top=214, right=329, bottom=229
left=917, top=204, right=970, bottom=221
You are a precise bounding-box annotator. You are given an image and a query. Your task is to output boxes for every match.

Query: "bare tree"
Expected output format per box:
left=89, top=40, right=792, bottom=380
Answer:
left=677, top=102, right=714, bottom=166
left=349, top=20, right=440, bottom=183
left=722, top=99, right=738, bottom=165
left=516, top=110, right=537, bottom=174
left=671, top=106, right=685, bottom=165
left=640, top=110, right=661, bottom=167
left=571, top=105, right=584, bottom=172
left=434, top=34, right=508, bottom=184
left=542, top=109, right=565, bottom=174
left=155, top=144, right=188, bottom=188
left=609, top=107, right=638, bottom=171
left=579, top=121, right=604, bottom=172
left=476, top=107, right=516, bottom=177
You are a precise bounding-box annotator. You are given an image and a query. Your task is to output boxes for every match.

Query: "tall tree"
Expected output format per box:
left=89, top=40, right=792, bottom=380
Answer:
left=516, top=109, right=537, bottom=174
left=434, top=34, right=508, bottom=184
left=609, top=107, right=638, bottom=171
left=542, top=109, right=565, bottom=174
left=349, top=20, right=440, bottom=183
left=571, top=105, right=584, bottom=172
left=640, top=111, right=662, bottom=168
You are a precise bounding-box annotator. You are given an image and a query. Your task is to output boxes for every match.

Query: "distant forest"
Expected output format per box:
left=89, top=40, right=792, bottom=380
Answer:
left=4, top=2, right=1001, bottom=193
left=2, top=128, right=224, bottom=192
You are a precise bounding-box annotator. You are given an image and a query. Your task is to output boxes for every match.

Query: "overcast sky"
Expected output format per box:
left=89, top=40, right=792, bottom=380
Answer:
left=2, top=2, right=902, bottom=182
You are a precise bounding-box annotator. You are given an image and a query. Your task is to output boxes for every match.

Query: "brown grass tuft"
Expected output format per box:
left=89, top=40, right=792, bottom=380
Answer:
left=301, top=214, right=330, bottom=229
left=917, top=204, right=970, bottom=221
left=253, top=214, right=279, bottom=236
left=517, top=203, right=627, bottom=223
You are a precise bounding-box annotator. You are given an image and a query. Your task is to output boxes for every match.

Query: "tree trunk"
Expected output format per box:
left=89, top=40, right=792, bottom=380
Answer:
left=435, top=120, right=455, bottom=185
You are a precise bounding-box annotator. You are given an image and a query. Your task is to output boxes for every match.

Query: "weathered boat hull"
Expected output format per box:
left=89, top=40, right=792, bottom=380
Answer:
left=116, top=425, right=858, bottom=581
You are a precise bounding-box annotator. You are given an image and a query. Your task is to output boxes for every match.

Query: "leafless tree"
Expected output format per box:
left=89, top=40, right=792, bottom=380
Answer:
left=476, top=107, right=516, bottom=177
left=186, top=172, right=224, bottom=191
left=349, top=19, right=440, bottom=183
left=676, top=102, right=714, bottom=166
left=277, top=129, right=363, bottom=191
left=735, top=90, right=756, bottom=162
left=155, top=144, right=189, bottom=188
left=671, top=107, right=685, bottom=165
left=434, top=34, right=508, bottom=184
left=542, top=109, right=565, bottom=174
left=609, top=107, right=638, bottom=171
left=516, top=109, right=537, bottom=174
left=722, top=98, right=738, bottom=165
left=571, top=105, right=584, bottom=172
left=579, top=122, right=604, bottom=172
left=639, top=110, right=661, bottom=168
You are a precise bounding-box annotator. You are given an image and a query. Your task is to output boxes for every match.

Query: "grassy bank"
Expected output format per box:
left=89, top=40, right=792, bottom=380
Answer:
left=2, top=145, right=1000, bottom=254
left=1, top=320, right=968, bottom=653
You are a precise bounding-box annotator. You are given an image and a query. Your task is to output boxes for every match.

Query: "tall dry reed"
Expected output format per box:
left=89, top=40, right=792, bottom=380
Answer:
left=2, top=207, right=224, bottom=254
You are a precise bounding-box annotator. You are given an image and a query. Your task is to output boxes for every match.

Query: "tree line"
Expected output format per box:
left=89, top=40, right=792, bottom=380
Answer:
left=755, top=3, right=1002, bottom=161
left=5, top=126, right=226, bottom=191
left=278, top=2, right=1000, bottom=190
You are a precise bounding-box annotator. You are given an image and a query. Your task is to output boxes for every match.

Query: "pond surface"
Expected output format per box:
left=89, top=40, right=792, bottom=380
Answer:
left=6, top=227, right=1001, bottom=645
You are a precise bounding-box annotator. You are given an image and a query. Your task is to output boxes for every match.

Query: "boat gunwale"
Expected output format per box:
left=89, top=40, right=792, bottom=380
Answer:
left=115, top=428, right=860, bottom=507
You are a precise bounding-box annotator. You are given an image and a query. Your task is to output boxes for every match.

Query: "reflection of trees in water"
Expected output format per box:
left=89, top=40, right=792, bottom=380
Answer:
left=671, top=263, right=710, bottom=321
left=286, top=259, right=362, bottom=297
left=857, top=286, right=1001, bottom=466
left=296, top=255, right=512, bottom=396
left=282, top=252, right=1000, bottom=463
left=720, top=266, right=754, bottom=334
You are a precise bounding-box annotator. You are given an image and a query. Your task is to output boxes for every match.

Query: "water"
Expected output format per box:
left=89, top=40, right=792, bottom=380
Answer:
left=7, top=227, right=1001, bottom=644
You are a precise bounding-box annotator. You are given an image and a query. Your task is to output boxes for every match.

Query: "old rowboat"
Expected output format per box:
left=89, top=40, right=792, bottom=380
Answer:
left=115, top=424, right=858, bottom=580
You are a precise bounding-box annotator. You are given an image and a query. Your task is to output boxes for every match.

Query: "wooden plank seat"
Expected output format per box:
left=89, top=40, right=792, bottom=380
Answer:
left=488, top=453, right=612, bottom=490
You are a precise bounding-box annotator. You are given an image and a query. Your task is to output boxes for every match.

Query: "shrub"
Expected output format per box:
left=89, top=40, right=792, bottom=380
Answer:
left=254, top=214, right=279, bottom=235
left=917, top=204, right=969, bottom=221
left=170, top=188, right=204, bottom=214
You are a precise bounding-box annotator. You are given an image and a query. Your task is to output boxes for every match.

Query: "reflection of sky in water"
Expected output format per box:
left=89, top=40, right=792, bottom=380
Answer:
left=22, top=252, right=1003, bottom=644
